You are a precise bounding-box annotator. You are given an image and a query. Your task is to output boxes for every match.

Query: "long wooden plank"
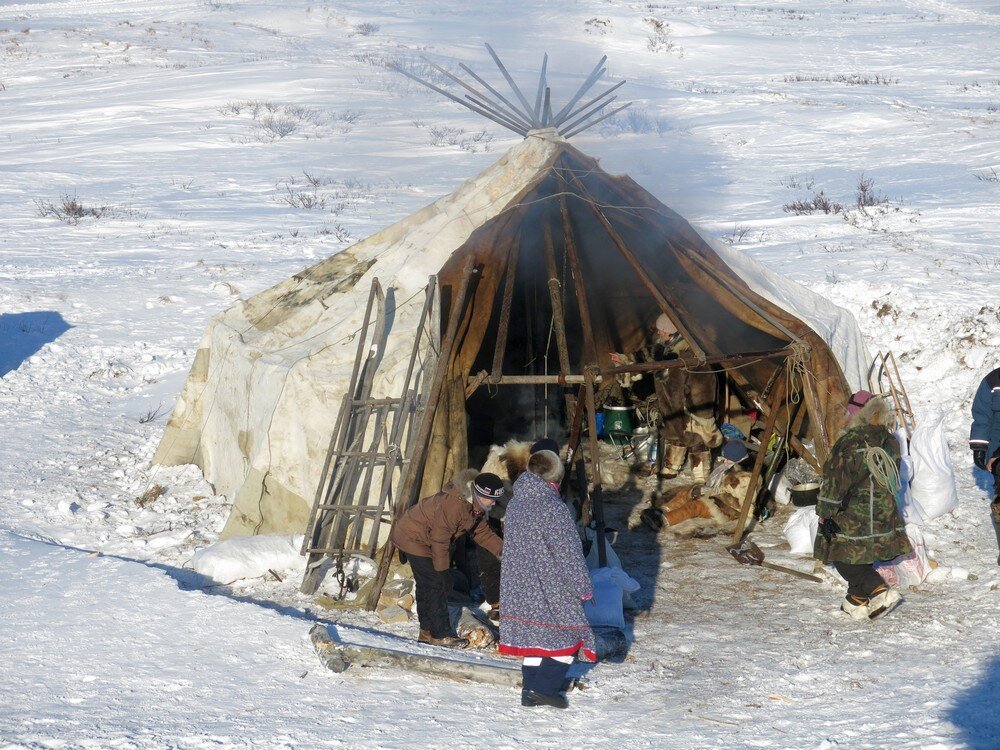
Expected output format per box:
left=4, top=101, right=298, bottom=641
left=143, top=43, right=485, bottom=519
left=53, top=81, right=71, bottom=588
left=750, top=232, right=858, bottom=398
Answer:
left=732, top=367, right=789, bottom=543
left=309, top=624, right=521, bottom=687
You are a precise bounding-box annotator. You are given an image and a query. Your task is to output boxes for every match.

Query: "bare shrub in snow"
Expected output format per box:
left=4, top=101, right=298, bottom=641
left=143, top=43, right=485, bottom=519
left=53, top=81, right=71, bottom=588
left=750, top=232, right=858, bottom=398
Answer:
left=317, top=224, right=353, bottom=242
left=779, top=175, right=815, bottom=190
left=784, top=73, right=898, bottom=85
left=645, top=18, right=680, bottom=54
left=35, top=194, right=112, bottom=224
left=138, top=403, right=167, bottom=424
left=855, top=174, right=891, bottom=209
left=783, top=190, right=843, bottom=215
left=426, top=125, right=494, bottom=152
left=354, top=22, right=380, bottom=36
left=585, top=18, right=612, bottom=35
left=973, top=168, right=999, bottom=182
left=724, top=223, right=751, bottom=244
left=220, top=100, right=324, bottom=142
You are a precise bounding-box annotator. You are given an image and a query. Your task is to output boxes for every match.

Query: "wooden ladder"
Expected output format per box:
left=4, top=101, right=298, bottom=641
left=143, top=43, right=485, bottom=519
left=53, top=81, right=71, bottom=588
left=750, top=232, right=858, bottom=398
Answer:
left=299, top=277, right=439, bottom=595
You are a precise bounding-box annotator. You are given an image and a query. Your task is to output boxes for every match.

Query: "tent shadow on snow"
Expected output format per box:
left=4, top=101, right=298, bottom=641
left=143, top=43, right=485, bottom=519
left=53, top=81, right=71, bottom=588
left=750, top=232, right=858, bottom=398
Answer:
left=948, top=654, right=1000, bottom=748
left=21, top=532, right=410, bottom=643
left=0, top=311, right=71, bottom=377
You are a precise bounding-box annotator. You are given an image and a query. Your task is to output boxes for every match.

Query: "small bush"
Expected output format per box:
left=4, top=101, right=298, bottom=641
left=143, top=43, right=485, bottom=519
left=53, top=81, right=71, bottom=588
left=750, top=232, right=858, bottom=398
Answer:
left=973, top=167, right=999, bottom=183
left=783, top=190, right=843, bottom=215
left=35, top=194, right=109, bottom=224
left=644, top=18, right=679, bottom=54
left=354, top=22, right=380, bottom=36
left=783, top=73, right=898, bottom=86
left=855, top=174, right=890, bottom=209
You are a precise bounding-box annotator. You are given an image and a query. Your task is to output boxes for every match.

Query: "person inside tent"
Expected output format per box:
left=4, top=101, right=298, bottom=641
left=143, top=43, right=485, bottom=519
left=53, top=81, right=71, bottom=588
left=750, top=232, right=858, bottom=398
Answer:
left=813, top=390, right=910, bottom=621
left=611, top=313, right=722, bottom=482
left=639, top=438, right=753, bottom=530
left=499, top=446, right=596, bottom=709
left=969, top=365, right=1000, bottom=565
left=390, top=471, right=505, bottom=648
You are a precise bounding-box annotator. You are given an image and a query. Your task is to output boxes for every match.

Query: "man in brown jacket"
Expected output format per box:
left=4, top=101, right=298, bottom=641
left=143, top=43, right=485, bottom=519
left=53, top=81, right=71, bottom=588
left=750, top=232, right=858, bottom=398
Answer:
left=390, top=470, right=505, bottom=648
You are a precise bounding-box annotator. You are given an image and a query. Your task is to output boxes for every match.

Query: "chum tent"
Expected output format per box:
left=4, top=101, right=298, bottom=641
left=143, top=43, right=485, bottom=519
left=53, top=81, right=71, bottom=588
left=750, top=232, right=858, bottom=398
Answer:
left=154, top=128, right=869, bottom=560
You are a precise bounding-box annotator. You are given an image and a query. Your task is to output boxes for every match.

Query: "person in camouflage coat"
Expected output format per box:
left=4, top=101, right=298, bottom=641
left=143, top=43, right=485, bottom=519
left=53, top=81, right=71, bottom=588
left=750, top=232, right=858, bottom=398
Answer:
left=813, top=391, right=911, bottom=620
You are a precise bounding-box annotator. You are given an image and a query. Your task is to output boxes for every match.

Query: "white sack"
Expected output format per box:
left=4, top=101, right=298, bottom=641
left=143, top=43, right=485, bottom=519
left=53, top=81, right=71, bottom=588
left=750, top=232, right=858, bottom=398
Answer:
left=903, top=412, right=959, bottom=523
left=189, top=534, right=305, bottom=584
left=782, top=506, right=819, bottom=555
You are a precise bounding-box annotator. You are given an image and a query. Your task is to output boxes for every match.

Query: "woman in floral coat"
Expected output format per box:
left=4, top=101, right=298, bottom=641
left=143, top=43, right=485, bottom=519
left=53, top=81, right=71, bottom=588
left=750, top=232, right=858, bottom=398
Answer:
left=499, top=448, right=596, bottom=709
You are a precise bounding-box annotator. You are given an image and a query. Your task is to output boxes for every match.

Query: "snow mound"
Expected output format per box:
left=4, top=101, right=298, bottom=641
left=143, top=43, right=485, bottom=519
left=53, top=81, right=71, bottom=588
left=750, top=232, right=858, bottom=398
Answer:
left=189, top=534, right=306, bottom=584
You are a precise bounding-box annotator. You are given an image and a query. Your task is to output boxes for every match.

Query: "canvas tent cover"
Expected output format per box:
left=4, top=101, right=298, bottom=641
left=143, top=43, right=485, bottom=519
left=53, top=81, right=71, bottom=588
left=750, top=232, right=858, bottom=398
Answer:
left=154, top=130, right=870, bottom=539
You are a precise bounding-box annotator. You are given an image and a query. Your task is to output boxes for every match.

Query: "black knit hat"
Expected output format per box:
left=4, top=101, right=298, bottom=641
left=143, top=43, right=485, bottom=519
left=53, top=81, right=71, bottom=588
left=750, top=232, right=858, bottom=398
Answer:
left=473, top=472, right=506, bottom=499
left=529, top=437, right=559, bottom=456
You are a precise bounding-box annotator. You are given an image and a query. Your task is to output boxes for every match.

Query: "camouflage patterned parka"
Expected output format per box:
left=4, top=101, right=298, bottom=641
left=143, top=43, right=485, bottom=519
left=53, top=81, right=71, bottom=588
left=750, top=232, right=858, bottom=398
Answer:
left=813, top=398, right=911, bottom=565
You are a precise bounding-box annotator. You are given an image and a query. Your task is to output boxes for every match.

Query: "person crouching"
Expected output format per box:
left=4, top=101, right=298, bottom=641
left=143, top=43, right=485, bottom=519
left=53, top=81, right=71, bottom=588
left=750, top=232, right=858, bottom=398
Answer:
left=499, top=448, right=597, bottom=709
left=390, top=470, right=505, bottom=648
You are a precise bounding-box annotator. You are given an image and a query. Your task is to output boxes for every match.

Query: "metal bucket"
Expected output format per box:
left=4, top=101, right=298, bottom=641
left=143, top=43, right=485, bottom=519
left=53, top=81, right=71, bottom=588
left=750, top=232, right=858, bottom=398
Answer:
left=630, top=427, right=655, bottom=463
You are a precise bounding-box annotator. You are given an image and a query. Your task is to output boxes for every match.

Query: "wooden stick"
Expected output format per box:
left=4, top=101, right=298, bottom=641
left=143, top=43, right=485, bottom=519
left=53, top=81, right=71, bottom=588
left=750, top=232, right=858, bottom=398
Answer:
left=309, top=624, right=521, bottom=687
left=732, top=366, right=788, bottom=543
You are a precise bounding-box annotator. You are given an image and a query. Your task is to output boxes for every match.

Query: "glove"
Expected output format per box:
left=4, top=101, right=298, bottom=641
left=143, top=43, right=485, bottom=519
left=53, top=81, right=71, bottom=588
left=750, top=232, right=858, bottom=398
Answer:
left=973, top=448, right=987, bottom=471
left=991, top=449, right=1000, bottom=477
left=469, top=586, right=485, bottom=605
left=819, top=517, right=841, bottom=542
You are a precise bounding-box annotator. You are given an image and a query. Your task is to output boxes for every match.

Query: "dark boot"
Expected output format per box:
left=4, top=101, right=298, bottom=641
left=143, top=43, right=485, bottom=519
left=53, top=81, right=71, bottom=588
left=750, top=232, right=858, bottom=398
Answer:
left=991, top=501, right=1000, bottom=565
left=523, top=690, right=568, bottom=709
left=521, top=664, right=540, bottom=707
left=418, top=630, right=469, bottom=649
left=526, top=658, right=572, bottom=709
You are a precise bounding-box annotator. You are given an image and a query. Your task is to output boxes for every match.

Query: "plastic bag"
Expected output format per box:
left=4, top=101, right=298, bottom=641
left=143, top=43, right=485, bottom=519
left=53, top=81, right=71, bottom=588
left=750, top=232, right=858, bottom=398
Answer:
left=782, top=506, right=818, bottom=555
left=875, top=524, right=931, bottom=587
left=901, top=412, right=959, bottom=523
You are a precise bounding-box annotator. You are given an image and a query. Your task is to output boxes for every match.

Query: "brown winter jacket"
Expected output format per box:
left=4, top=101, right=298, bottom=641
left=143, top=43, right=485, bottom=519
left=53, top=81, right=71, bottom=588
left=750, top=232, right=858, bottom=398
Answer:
left=390, top=472, right=503, bottom=572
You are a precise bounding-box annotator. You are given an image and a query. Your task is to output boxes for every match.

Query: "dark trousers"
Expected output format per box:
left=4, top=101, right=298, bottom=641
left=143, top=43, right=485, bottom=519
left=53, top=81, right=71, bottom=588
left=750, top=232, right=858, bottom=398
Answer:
left=833, top=561, right=886, bottom=599
left=522, top=658, right=571, bottom=698
left=477, top=546, right=502, bottom=605
left=408, top=554, right=452, bottom=638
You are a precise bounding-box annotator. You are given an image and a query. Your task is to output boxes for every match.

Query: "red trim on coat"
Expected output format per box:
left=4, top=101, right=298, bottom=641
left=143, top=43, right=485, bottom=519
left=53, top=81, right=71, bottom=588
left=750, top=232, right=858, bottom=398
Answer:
left=498, top=642, right=597, bottom=662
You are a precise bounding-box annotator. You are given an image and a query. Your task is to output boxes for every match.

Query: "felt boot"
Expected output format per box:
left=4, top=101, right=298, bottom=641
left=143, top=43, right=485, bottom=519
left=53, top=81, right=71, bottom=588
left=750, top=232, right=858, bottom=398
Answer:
left=866, top=584, right=902, bottom=620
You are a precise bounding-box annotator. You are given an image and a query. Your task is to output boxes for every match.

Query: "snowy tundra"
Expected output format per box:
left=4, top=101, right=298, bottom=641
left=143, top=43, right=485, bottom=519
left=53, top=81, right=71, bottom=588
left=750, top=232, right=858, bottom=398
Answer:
left=1, top=0, right=998, bottom=748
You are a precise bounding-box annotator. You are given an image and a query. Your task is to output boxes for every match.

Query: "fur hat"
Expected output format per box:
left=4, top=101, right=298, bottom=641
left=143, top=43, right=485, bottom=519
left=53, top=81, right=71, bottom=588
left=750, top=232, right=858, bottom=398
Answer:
left=655, top=313, right=677, bottom=337
left=527, top=449, right=564, bottom=484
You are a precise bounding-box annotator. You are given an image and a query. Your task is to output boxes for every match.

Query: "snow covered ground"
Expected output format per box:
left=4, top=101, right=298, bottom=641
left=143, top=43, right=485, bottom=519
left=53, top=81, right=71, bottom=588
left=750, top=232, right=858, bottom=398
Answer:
left=1, top=0, right=998, bottom=747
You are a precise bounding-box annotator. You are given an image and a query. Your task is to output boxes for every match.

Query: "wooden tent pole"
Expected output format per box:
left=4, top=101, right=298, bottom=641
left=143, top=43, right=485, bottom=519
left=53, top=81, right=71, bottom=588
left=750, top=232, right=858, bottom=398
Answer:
left=558, top=196, right=598, bottom=365
left=366, top=259, right=479, bottom=610
left=582, top=369, right=604, bottom=534
left=560, top=169, right=707, bottom=361
left=798, top=368, right=831, bottom=465
left=542, top=221, right=572, bottom=375
left=490, top=231, right=521, bottom=381
left=732, top=364, right=789, bottom=544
